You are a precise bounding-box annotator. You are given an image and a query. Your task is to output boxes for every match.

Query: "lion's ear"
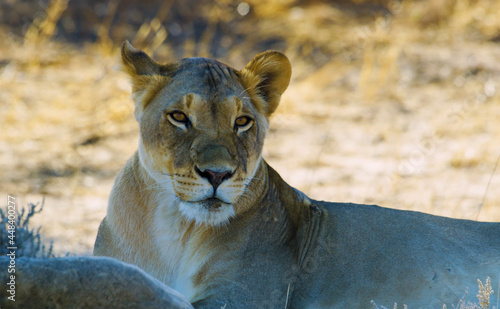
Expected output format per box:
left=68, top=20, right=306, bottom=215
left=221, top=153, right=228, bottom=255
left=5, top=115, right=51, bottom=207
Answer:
left=240, top=51, right=291, bottom=117
left=121, top=41, right=173, bottom=120
left=121, top=41, right=161, bottom=76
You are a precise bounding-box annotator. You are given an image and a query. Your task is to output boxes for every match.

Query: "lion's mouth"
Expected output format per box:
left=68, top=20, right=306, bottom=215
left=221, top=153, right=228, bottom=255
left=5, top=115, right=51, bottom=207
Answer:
left=177, top=197, right=235, bottom=226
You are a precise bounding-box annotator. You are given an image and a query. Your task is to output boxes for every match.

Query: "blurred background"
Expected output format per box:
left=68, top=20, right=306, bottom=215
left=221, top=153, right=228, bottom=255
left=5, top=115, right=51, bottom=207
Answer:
left=1, top=0, right=499, bottom=255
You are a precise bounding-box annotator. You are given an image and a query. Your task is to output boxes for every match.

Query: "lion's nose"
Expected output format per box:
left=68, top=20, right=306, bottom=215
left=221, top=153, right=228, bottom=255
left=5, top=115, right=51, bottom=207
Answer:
left=195, top=167, right=233, bottom=191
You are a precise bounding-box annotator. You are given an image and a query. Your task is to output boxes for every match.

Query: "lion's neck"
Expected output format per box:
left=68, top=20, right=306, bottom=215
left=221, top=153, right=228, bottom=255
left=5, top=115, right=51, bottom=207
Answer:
left=150, top=192, right=205, bottom=300
left=134, top=158, right=311, bottom=302
left=141, top=159, right=271, bottom=301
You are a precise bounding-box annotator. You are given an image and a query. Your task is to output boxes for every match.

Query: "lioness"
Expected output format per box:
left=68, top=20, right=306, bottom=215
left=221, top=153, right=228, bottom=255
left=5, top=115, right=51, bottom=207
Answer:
left=94, top=42, right=500, bottom=308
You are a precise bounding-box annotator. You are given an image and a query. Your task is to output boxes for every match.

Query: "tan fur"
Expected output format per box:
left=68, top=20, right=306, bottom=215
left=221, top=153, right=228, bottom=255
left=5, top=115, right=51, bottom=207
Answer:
left=95, top=42, right=500, bottom=308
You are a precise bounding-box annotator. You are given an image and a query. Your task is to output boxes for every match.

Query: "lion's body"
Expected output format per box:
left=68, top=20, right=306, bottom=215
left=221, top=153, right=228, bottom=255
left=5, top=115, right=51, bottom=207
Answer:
left=94, top=42, right=500, bottom=308
left=297, top=200, right=500, bottom=308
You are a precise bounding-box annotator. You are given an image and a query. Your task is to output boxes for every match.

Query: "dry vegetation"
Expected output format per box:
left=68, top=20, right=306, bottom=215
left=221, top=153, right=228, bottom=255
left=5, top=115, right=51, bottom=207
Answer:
left=371, top=277, right=498, bottom=308
left=1, top=0, right=499, bottom=262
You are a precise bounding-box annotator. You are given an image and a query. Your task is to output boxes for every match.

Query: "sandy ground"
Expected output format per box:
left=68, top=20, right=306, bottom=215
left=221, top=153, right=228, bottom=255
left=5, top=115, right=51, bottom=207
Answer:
left=1, top=30, right=500, bottom=256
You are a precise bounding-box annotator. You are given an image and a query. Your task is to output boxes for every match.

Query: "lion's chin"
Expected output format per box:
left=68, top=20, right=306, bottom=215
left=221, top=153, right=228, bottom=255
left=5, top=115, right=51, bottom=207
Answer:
left=201, top=198, right=226, bottom=210
left=178, top=199, right=235, bottom=226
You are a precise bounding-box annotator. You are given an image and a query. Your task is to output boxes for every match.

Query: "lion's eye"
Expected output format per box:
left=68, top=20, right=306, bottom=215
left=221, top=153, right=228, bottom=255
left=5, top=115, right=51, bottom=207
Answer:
left=235, top=116, right=252, bottom=128
left=170, top=112, right=188, bottom=123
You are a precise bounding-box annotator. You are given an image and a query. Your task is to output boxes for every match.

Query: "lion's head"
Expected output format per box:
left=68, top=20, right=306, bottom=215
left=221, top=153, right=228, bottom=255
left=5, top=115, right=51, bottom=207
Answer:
left=121, top=42, right=291, bottom=226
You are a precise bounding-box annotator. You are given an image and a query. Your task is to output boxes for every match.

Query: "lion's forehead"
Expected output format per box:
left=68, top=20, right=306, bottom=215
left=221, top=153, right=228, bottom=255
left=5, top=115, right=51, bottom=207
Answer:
left=173, top=58, right=243, bottom=95
left=147, top=57, right=261, bottom=139
left=154, top=58, right=256, bottom=126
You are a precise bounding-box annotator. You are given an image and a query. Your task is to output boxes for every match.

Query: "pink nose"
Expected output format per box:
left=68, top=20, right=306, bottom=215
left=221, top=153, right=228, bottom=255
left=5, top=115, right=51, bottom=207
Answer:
left=195, top=167, right=233, bottom=191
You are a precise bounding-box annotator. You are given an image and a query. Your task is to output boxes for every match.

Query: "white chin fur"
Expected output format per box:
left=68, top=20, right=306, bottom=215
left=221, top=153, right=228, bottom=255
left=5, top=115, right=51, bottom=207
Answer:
left=178, top=201, right=235, bottom=226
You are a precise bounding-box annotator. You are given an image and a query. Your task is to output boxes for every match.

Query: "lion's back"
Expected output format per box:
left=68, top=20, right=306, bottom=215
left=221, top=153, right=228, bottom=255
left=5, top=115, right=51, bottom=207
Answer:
left=292, top=201, right=500, bottom=308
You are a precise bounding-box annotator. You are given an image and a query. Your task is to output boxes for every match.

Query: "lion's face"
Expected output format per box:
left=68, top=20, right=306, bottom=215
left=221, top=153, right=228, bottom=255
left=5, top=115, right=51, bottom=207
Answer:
left=138, top=61, right=268, bottom=225
left=121, top=42, right=291, bottom=225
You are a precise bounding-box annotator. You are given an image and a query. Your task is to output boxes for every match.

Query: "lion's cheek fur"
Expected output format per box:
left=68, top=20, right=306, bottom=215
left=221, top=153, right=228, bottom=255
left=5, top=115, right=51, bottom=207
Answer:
left=137, top=140, right=174, bottom=187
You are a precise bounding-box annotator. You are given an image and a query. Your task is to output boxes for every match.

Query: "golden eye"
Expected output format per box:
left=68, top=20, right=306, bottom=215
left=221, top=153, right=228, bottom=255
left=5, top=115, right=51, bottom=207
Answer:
left=235, top=116, right=251, bottom=127
left=170, top=112, right=188, bottom=123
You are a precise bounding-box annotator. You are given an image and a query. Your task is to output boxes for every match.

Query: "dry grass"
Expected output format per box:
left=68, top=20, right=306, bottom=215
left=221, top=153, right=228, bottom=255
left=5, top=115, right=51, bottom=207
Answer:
left=0, top=0, right=499, bottom=258
left=0, top=200, right=54, bottom=258
left=443, top=277, right=498, bottom=309
left=370, top=277, right=498, bottom=309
